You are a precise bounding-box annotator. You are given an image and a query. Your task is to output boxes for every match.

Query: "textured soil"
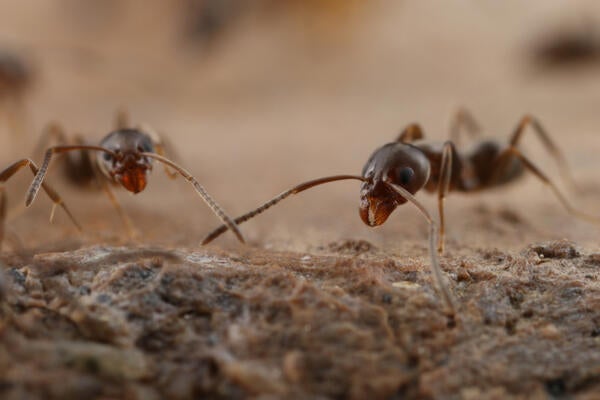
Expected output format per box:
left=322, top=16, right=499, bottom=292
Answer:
left=1, top=1, right=600, bottom=399
left=1, top=240, right=600, bottom=399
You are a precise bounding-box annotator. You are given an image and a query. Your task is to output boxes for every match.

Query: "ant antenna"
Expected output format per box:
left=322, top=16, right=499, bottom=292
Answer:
left=201, top=173, right=456, bottom=316
left=141, top=152, right=245, bottom=243
left=385, top=181, right=456, bottom=316
left=201, top=175, right=366, bottom=245
left=0, top=158, right=82, bottom=233
left=26, top=145, right=117, bottom=207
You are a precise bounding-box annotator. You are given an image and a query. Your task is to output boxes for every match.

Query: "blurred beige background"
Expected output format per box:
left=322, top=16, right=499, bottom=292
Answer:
left=1, top=0, right=599, bottom=252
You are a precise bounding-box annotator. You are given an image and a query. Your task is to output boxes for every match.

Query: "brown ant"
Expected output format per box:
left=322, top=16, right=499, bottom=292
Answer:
left=0, top=110, right=244, bottom=244
left=201, top=109, right=600, bottom=315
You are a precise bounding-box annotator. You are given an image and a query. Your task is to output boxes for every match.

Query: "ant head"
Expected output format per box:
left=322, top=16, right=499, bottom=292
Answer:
left=359, top=142, right=430, bottom=226
left=97, top=129, right=155, bottom=193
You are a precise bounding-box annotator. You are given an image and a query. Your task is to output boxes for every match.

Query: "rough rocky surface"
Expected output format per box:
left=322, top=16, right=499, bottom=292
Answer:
left=1, top=239, right=599, bottom=399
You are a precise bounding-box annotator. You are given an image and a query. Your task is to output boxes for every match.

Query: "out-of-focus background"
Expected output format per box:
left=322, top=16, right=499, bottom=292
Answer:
left=1, top=0, right=600, bottom=252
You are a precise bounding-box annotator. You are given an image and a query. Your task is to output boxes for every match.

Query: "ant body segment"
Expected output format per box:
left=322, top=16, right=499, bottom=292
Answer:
left=202, top=109, right=600, bottom=315
left=0, top=111, right=245, bottom=244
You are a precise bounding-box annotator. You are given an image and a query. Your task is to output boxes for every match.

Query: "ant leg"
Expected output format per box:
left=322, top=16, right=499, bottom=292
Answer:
left=508, top=115, right=578, bottom=191
left=0, top=159, right=82, bottom=233
left=386, top=181, right=456, bottom=317
left=201, top=175, right=366, bottom=245
left=33, top=125, right=97, bottom=188
left=397, top=124, right=425, bottom=143
left=494, top=147, right=600, bottom=225
left=33, top=122, right=71, bottom=157
left=114, top=107, right=130, bottom=130
left=6, top=96, right=28, bottom=146
left=99, top=179, right=138, bottom=239
left=0, top=187, right=21, bottom=251
left=449, top=107, right=482, bottom=145
left=141, top=152, right=247, bottom=243
left=437, top=141, right=455, bottom=253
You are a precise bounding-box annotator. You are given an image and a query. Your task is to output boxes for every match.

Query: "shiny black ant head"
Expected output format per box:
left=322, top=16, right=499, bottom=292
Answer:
left=97, top=129, right=155, bottom=193
left=360, top=142, right=430, bottom=226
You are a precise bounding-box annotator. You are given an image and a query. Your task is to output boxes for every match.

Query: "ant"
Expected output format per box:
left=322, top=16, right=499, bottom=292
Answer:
left=201, top=109, right=600, bottom=316
left=0, top=110, right=245, bottom=244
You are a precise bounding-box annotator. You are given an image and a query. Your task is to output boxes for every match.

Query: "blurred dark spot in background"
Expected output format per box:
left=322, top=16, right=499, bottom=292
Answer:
left=531, top=19, right=600, bottom=68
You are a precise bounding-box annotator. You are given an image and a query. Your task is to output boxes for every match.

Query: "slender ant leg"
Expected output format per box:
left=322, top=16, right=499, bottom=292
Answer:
left=34, top=123, right=70, bottom=157
left=449, top=107, right=481, bottom=145
left=0, top=159, right=82, bottom=243
left=0, top=185, right=24, bottom=250
left=509, top=115, right=578, bottom=191
left=100, top=180, right=138, bottom=239
left=487, top=115, right=597, bottom=224
left=397, top=123, right=456, bottom=253
left=397, top=124, right=456, bottom=253
left=492, top=147, right=600, bottom=225
left=397, top=123, right=424, bottom=143
left=437, top=142, right=455, bottom=253
left=26, top=145, right=117, bottom=207
left=385, top=181, right=455, bottom=316
left=5, top=95, right=28, bottom=145
left=114, top=107, right=130, bottom=130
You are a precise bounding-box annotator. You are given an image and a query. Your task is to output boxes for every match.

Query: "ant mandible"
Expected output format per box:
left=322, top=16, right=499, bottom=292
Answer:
left=0, top=110, right=245, bottom=243
left=201, top=109, right=600, bottom=315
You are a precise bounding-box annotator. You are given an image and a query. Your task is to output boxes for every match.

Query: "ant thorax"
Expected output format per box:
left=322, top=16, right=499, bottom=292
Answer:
left=96, top=129, right=155, bottom=193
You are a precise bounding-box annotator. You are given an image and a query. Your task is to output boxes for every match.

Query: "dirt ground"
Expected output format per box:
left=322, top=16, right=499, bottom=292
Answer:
left=0, top=1, right=599, bottom=399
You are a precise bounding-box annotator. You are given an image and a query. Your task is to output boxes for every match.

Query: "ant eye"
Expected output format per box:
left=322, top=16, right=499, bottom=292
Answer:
left=103, top=153, right=112, bottom=161
left=137, top=141, right=153, bottom=153
left=398, top=167, right=414, bottom=185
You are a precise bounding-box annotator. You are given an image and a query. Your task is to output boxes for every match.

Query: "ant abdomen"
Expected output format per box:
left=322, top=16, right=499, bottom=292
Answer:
left=467, top=140, right=525, bottom=187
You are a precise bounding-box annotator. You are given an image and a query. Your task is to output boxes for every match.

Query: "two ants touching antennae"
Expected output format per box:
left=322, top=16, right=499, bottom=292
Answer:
left=0, top=110, right=245, bottom=246
left=202, top=109, right=600, bottom=315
